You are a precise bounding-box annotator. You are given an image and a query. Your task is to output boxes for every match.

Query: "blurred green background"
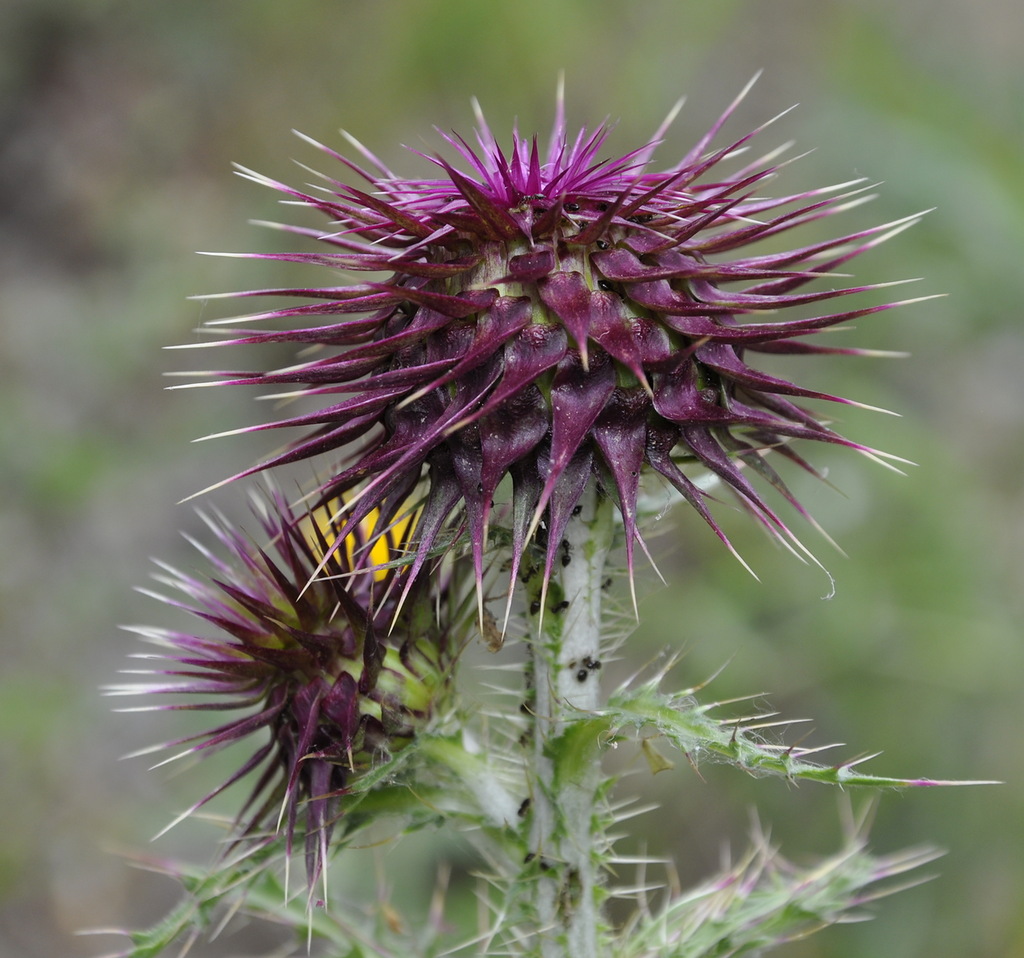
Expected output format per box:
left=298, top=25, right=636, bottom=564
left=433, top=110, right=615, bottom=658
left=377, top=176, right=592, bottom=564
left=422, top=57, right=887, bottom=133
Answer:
left=2, top=1, right=1022, bottom=955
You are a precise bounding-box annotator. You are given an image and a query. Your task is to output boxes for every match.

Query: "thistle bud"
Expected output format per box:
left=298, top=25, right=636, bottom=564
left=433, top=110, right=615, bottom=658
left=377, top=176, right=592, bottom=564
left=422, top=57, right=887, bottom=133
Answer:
left=187, top=80, right=922, bottom=599
left=111, top=492, right=453, bottom=889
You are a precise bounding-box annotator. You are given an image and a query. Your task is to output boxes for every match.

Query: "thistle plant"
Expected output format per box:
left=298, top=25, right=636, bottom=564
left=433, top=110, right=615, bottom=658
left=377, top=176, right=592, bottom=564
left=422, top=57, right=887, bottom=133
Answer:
left=102, top=79, right=984, bottom=958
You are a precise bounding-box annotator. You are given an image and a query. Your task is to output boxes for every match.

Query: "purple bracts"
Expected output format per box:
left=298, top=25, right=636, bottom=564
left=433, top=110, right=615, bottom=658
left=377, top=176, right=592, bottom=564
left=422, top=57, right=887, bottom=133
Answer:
left=186, top=82, right=920, bottom=597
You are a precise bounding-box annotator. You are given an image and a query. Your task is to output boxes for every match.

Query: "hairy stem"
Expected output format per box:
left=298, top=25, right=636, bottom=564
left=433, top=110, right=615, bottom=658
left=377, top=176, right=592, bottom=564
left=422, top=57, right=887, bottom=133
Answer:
left=528, top=486, right=615, bottom=958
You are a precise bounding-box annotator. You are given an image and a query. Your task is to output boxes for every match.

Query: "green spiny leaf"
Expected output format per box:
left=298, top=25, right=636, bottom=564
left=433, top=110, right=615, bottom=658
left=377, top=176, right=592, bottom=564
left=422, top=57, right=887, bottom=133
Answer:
left=602, top=685, right=995, bottom=789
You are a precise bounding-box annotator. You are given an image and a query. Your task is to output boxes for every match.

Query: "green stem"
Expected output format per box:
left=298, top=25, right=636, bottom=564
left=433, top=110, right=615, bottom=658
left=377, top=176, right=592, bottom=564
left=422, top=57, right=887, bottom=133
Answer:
left=528, top=486, right=615, bottom=958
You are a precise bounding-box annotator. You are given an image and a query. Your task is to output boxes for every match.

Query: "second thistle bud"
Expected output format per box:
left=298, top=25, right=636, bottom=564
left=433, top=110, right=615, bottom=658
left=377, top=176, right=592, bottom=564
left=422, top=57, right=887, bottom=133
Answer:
left=112, top=492, right=455, bottom=888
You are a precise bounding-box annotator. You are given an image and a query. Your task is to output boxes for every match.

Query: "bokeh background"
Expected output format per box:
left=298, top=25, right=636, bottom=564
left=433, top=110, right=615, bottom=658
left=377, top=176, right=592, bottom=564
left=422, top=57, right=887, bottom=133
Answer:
left=2, top=1, right=1022, bottom=956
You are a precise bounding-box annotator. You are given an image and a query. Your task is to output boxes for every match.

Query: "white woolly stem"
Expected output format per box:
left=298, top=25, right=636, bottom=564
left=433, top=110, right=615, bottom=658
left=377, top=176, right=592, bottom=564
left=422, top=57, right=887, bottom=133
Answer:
left=528, top=486, right=614, bottom=958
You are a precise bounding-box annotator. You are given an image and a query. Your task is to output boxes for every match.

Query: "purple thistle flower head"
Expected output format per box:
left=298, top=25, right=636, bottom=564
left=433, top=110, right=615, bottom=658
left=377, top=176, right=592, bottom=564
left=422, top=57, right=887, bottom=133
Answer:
left=111, top=491, right=455, bottom=890
left=185, top=78, right=923, bottom=602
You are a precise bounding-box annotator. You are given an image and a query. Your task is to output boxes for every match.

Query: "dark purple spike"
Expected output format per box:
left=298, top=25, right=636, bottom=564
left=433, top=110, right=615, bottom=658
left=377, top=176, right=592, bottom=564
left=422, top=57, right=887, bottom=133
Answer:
left=569, top=188, right=632, bottom=246
left=188, top=705, right=284, bottom=757
left=530, top=352, right=616, bottom=533
left=358, top=621, right=384, bottom=694
left=229, top=741, right=288, bottom=834
left=679, top=425, right=787, bottom=535
left=541, top=446, right=596, bottom=586
left=370, top=466, right=431, bottom=555
left=634, top=315, right=674, bottom=368
left=369, top=282, right=497, bottom=320
left=626, top=192, right=753, bottom=255
left=395, top=448, right=464, bottom=595
left=538, top=271, right=598, bottom=360
left=211, top=251, right=380, bottom=272
left=295, top=133, right=390, bottom=185
left=300, top=358, right=451, bottom=394
left=182, top=737, right=278, bottom=826
left=250, top=544, right=315, bottom=610
left=422, top=316, right=479, bottom=367
left=452, top=322, right=568, bottom=433
left=745, top=427, right=831, bottom=482
left=320, top=467, right=427, bottom=576
left=592, top=247, right=699, bottom=283
left=143, top=681, right=265, bottom=703
left=154, top=632, right=244, bottom=659
left=688, top=277, right=879, bottom=313
left=479, top=385, right=550, bottom=495
left=211, top=354, right=380, bottom=388
left=220, top=411, right=383, bottom=487
left=135, top=695, right=281, bottom=752
left=740, top=416, right=868, bottom=453
left=629, top=280, right=900, bottom=344
left=655, top=249, right=822, bottom=285
left=167, top=652, right=275, bottom=681
left=720, top=226, right=880, bottom=273
left=530, top=194, right=566, bottom=237
left=360, top=254, right=482, bottom=280
left=506, top=135, right=526, bottom=191
left=210, top=310, right=394, bottom=350
left=720, top=430, right=816, bottom=524
left=548, top=352, right=617, bottom=472
left=615, top=166, right=695, bottom=221
left=664, top=121, right=773, bottom=197
left=745, top=340, right=877, bottom=358
left=475, top=386, right=550, bottom=581
left=507, top=451, right=545, bottom=593
left=729, top=390, right=833, bottom=434
left=282, top=616, right=358, bottom=658
left=320, top=671, right=361, bottom=743
left=424, top=205, right=482, bottom=230
left=244, top=386, right=404, bottom=436
left=697, top=340, right=851, bottom=403
left=660, top=166, right=778, bottom=228
left=447, top=422, right=487, bottom=562
left=304, top=758, right=342, bottom=893
left=691, top=193, right=844, bottom=255
left=183, top=610, right=269, bottom=645
left=300, top=308, right=455, bottom=369
left=231, top=642, right=324, bottom=674
left=250, top=221, right=394, bottom=254
left=215, top=290, right=403, bottom=323
left=402, top=296, right=534, bottom=404
left=586, top=290, right=651, bottom=387
left=337, top=183, right=435, bottom=239
left=435, top=158, right=524, bottom=239
left=643, top=425, right=740, bottom=553
left=321, top=373, right=494, bottom=562
left=651, top=364, right=739, bottom=426
left=232, top=172, right=355, bottom=222
left=284, top=682, right=327, bottom=792
left=525, top=135, right=543, bottom=195
left=592, top=388, right=651, bottom=578
left=213, top=579, right=293, bottom=624
left=484, top=135, right=521, bottom=202
left=327, top=390, right=444, bottom=485
left=625, top=279, right=735, bottom=318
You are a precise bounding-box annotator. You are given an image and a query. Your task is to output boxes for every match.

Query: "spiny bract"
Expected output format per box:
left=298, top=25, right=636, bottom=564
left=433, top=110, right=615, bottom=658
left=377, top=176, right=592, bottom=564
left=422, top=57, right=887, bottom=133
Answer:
left=184, top=79, right=923, bottom=602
